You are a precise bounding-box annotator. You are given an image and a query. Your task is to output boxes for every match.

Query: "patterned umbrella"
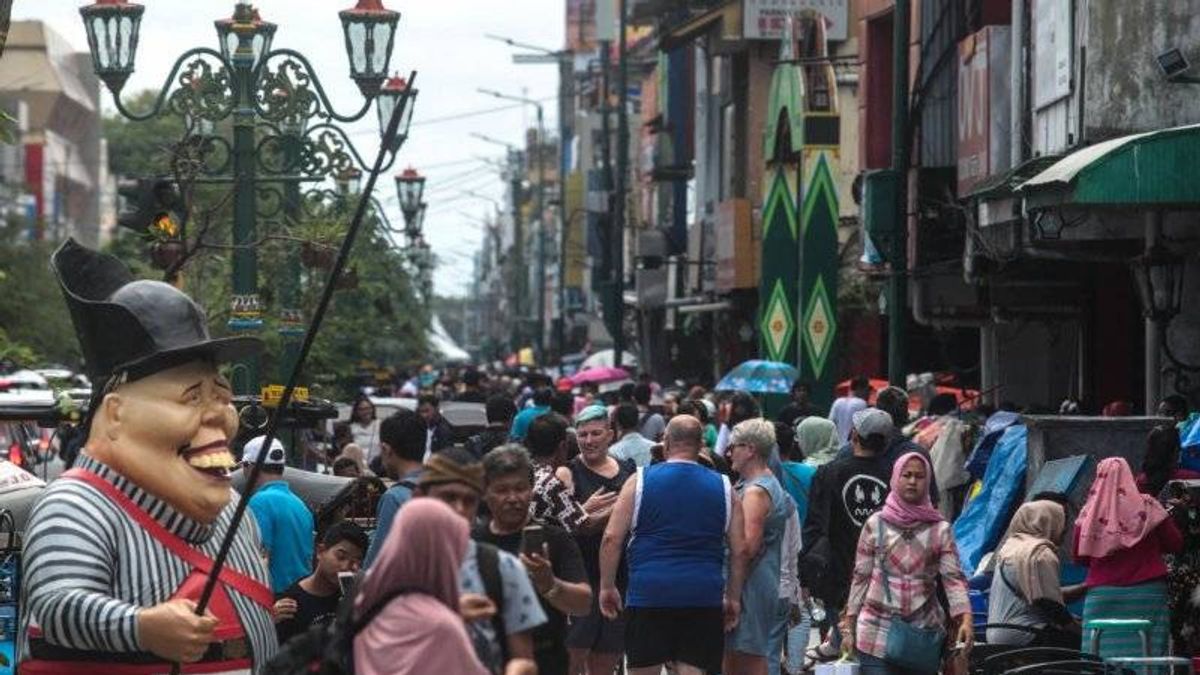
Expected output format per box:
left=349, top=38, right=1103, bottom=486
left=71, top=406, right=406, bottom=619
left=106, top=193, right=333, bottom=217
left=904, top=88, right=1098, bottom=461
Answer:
left=715, top=360, right=800, bottom=395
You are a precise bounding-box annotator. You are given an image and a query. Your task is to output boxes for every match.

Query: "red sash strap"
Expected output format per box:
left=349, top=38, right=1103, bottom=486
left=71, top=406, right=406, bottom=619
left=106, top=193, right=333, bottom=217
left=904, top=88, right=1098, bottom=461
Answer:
left=60, top=468, right=275, bottom=611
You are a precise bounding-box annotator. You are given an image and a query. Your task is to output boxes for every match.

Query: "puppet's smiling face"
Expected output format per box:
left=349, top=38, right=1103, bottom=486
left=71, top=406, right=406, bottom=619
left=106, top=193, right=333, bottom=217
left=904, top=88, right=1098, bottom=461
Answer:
left=93, top=360, right=239, bottom=524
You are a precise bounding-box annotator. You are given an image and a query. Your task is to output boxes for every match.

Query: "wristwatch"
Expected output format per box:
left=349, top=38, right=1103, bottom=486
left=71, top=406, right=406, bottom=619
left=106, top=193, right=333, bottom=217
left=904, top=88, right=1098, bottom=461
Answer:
left=544, top=579, right=562, bottom=599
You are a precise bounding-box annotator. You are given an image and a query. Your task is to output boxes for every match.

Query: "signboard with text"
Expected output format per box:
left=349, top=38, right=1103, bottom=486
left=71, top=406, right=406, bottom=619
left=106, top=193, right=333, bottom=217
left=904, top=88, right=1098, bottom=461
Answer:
left=744, top=0, right=849, bottom=42
left=957, top=25, right=1012, bottom=195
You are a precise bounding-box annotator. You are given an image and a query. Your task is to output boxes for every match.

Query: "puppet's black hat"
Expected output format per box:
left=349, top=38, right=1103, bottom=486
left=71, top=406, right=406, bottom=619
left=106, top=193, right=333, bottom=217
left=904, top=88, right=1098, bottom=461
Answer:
left=52, top=239, right=261, bottom=382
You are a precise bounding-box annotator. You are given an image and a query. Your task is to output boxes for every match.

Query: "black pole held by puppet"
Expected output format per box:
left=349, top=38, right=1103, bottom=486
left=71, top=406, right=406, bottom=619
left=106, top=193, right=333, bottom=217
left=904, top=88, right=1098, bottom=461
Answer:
left=185, top=70, right=419, bottom=646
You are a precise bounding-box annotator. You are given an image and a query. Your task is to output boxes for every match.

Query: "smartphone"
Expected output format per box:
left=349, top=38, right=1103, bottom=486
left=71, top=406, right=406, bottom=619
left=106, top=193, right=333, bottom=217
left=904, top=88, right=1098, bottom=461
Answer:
left=338, top=571, right=356, bottom=596
left=521, top=524, right=545, bottom=556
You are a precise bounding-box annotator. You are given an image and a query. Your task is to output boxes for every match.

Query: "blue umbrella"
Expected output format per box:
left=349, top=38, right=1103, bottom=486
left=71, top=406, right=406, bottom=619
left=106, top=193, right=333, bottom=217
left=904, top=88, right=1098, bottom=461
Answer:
left=715, top=360, right=800, bottom=395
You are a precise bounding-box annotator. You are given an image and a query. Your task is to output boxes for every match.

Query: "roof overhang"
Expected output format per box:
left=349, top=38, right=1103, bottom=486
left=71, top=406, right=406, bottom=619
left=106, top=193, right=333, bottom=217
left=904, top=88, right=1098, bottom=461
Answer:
left=1017, top=124, right=1200, bottom=211
left=660, top=1, right=742, bottom=50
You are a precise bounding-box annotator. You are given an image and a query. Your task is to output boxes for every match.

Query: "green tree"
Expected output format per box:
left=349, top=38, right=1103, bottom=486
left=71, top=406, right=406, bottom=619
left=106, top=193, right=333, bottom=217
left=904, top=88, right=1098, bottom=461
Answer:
left=0, top=217, right=81, bottom=368
left=103, top=91, right=188, bottom=178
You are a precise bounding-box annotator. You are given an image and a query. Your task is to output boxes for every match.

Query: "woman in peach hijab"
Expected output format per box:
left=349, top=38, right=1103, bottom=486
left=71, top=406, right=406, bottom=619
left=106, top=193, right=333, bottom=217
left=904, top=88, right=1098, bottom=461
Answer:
left=353, top=498, right=487, bottom=675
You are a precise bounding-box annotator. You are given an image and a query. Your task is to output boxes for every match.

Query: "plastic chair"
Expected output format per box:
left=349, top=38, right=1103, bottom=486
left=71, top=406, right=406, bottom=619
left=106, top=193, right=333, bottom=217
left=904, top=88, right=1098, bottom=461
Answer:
left=1085, top=619, right=1152, bottom=658
left=1084, top=618, right=1153, bottom=675
left=982, top=647, right=1099, bottom=675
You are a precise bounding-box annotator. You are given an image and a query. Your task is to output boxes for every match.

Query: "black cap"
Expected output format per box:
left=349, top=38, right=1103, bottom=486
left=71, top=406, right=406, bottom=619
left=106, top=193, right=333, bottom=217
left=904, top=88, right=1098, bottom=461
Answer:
left=52, top=239, right=261, bottom=382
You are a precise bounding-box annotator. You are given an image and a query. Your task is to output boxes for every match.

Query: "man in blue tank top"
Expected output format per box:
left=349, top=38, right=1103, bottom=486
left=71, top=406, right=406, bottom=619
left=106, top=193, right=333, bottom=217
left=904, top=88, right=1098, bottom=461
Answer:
left=598, top=415, right=749, bottom=675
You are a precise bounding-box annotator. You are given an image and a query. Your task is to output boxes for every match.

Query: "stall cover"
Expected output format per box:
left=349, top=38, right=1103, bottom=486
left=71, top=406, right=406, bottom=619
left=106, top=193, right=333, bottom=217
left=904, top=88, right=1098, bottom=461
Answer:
left=953, top=424, right=1028, bottom=575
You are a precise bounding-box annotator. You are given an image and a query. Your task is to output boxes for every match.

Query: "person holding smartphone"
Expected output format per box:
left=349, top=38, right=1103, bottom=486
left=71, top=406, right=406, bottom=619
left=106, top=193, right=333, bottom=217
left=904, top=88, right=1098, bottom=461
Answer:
left=558, top=405, right=638, bottom=675
left=273, top=521, right=368, bottom=646
left=475, top=445, right=591, bottom=675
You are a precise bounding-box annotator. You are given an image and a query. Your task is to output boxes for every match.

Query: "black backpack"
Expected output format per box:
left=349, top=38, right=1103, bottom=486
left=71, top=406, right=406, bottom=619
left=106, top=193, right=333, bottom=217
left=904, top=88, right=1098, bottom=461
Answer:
left=263, top=542, right=507, bottom=675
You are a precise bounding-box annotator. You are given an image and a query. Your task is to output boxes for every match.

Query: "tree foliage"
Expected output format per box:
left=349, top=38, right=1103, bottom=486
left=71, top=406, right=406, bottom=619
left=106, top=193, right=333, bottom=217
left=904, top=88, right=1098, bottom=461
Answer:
left=0, top=218, right=81, bottom=368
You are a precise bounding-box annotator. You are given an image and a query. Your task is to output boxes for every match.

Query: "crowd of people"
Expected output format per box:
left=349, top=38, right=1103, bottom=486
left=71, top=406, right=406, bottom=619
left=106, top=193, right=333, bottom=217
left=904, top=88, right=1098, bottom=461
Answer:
left=239, top=368, right=1200, bottom=675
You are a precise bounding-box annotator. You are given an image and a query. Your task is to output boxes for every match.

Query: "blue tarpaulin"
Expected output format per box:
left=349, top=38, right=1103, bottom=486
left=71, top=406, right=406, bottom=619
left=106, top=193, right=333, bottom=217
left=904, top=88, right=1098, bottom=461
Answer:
left=954, top=424, right=1028, bottom=576
left=1179, top=413, right=1200, bottom=472
left=964, top=411, right=1021, bottom=480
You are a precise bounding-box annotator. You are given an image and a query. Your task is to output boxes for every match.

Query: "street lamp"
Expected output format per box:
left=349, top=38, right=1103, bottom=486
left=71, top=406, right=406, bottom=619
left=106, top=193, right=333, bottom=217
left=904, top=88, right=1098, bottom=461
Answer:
left=377, top=74, right=417, bottom=152
left=1133, top=244, right=1185, bottom=324
left=215, top=6, right=275, bottom=71
left=79, top=0, right=145, bottom=94
left=337, top=167, right=363, bottom=195
left=395, top=166, right=426, bottom=223
left=338, top=0, right=400, bottom=97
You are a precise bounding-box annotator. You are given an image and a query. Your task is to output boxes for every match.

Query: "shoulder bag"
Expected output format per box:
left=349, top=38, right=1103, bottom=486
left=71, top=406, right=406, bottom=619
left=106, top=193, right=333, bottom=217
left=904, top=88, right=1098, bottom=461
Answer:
left=876, top=518, right=946, bottom=673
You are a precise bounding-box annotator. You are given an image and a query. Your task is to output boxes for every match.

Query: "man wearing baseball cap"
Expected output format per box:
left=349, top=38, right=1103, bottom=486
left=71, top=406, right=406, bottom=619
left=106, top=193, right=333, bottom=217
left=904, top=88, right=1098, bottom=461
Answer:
left=243, top=435, right=314, bottom=593
left=799, top=408, right=896, bottom=663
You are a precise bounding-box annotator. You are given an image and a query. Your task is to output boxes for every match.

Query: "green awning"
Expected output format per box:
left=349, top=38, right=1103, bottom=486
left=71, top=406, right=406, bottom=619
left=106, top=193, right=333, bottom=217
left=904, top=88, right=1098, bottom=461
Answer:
left=1017, top=124, right=1200, bottom=209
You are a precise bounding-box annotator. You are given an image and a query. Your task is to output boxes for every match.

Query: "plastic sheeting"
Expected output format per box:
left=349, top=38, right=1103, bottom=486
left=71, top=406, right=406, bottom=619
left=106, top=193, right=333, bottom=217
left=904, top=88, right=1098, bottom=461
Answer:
left=964, top=411, right=1021, bottom=480
left=1180, top=414, right=1200, bottom=472
left=953, top=424, right=1028, bottom=576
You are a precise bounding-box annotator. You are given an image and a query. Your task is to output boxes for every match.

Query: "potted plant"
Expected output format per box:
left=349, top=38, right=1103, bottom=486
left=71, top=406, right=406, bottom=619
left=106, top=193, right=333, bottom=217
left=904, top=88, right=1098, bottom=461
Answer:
left=297, top=219, right=344, bottom=269
left=146, top=213, right=185, bottom=270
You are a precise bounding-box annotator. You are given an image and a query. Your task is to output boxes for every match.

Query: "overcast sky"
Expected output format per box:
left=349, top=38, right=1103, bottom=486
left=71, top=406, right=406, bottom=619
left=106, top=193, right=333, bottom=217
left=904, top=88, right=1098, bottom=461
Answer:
left=16, top=0, right=565, bottom=298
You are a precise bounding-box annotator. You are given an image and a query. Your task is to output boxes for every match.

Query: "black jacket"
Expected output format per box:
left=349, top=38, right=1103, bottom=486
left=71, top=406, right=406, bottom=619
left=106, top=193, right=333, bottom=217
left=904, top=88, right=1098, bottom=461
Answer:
left=800, top=454, right=893, bottom=608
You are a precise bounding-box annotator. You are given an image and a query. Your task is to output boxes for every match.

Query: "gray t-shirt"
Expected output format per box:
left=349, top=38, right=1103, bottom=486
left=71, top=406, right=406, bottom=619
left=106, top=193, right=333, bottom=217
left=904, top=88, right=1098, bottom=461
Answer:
left=460, top=540, right=547, bottom=672
left=985, top=561, right=1049, bottom=645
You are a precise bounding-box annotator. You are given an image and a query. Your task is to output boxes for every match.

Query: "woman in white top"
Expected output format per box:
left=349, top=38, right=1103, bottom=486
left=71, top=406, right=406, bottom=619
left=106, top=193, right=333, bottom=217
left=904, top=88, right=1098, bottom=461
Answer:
left=349, top=395, right=382, bottom=464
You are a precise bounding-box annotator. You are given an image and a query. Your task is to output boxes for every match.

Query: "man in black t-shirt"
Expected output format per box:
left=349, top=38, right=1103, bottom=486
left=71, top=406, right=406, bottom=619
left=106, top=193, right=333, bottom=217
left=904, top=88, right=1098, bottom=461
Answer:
left=475, top=444, right=591, bottom=675
left=273, top=521, right=368, bottom=646
left=801, top=408, right=894, bottom=656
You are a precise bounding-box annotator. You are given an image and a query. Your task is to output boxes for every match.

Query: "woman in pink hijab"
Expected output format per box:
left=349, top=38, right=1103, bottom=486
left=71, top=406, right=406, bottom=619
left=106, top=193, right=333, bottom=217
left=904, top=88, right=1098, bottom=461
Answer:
left=1073, top=456, right=1181, bottom=666
left=843, top=452, right=973, bottom=674
left=353, top=498, right=488, bottom=675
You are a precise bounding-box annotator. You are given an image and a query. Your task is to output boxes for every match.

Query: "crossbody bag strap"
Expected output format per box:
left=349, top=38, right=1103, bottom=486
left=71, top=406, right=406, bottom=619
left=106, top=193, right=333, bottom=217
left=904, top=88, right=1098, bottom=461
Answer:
left=997, top=562, right=1023, bottom=600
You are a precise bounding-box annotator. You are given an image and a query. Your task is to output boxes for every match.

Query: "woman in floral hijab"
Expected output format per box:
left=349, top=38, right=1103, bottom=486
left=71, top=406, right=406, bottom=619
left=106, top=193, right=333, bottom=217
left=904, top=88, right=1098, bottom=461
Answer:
left=1073, top=457, right=1183, bottom=668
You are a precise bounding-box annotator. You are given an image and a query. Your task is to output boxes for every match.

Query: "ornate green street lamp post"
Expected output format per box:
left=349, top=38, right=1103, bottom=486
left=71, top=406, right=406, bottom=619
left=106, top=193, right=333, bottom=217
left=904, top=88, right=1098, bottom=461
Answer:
left=78, top=0, right=416, bottom=395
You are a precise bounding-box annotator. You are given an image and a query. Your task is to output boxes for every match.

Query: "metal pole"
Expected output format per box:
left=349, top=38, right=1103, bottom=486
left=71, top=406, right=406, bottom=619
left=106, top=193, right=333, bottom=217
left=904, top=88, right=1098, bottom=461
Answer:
left=535, top=103, right=547, bottom=362
left=598, top=35, right=614, bottom=360
left=1146, top=211, right=1163, bottom=414
left=510, top=149, right=525, bottom=353
left=1010, top=0, right=1026, bottom=168
left=279, top=134, right=303, bottom=385
left=556, top=54, right=571, bottom=361
left=612, top=0, right=628, bottom=372
left=231, top=33, right=259, bottom=396
left=887, top=0, right=910, bottom=386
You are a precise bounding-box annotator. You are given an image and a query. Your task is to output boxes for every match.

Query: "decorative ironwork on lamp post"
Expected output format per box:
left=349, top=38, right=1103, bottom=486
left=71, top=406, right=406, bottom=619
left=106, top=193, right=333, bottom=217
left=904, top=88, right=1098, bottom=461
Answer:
left=79, top=0, right=417, bottom=395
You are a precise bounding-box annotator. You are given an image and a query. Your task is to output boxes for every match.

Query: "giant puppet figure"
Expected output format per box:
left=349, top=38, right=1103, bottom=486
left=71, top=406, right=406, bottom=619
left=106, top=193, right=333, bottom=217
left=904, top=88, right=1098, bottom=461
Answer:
left=18, top=240, right=278, bottom=673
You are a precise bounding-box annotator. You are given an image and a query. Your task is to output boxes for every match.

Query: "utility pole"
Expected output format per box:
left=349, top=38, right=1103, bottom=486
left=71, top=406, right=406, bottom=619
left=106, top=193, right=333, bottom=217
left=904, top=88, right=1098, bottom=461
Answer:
left=887, top=0, right=910, bottom=386
left=598, top=17, right=615, bottom=365
left=509, top=149, right=526, bottom=353
left=611, top=0, right=629, bottom=371
left=534, top=105, right=547, bottom=363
